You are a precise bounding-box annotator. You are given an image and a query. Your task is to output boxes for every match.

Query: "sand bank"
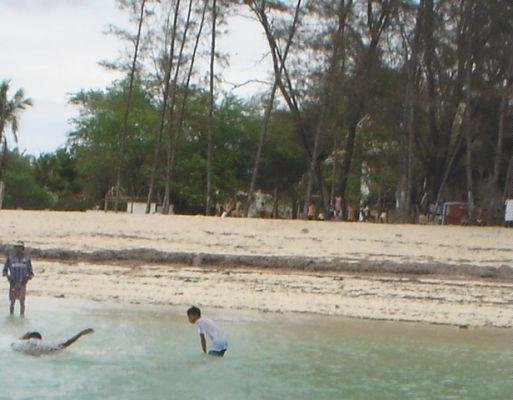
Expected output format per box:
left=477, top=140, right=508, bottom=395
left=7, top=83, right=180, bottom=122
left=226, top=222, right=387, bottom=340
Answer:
left=0, top=210, right=511, bottom=277
left=0, top=210, right=511, bottom=327
left=23, top=261, right=513, bottom=327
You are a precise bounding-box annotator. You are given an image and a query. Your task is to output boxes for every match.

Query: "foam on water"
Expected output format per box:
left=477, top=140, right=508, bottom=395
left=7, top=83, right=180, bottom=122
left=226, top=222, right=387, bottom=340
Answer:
left=0, top=297, right=511, bottom=400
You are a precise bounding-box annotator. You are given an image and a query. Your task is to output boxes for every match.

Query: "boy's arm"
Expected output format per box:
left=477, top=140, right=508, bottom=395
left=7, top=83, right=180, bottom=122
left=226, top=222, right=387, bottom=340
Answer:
left=59, top=328, right=94, bottom=348
left=3, top=257, right=10, bottom=278
left=200, top=333, right=207, bottom=353
left=27, top=259, right=34, bottom=279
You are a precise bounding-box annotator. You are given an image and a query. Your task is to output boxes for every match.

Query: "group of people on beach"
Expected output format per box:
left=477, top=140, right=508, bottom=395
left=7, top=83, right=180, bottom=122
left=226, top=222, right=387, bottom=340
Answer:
left=3, top=241, right=228, bottom=357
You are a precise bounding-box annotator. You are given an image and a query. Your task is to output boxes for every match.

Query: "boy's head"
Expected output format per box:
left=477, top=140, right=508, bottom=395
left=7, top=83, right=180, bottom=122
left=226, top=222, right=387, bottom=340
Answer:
left=187, top=306, right=201, bottom=324
left=21, top=331, right=42, bottom=340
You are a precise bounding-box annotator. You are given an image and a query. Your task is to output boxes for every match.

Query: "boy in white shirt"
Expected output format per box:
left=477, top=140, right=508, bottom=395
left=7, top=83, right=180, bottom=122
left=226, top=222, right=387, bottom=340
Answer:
left=187, top=306, right=228, bottom=357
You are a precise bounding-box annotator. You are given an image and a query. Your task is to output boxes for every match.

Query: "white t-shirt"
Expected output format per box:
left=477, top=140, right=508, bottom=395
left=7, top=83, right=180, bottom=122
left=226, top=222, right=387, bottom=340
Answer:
left=11, top=339, right=61, bottom=356
left=196, top=318, right=225, bottom=342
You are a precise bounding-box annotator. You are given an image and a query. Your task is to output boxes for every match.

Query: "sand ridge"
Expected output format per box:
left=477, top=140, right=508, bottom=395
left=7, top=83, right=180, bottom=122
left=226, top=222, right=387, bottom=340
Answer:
left=0, top=210, right=511, bottom=327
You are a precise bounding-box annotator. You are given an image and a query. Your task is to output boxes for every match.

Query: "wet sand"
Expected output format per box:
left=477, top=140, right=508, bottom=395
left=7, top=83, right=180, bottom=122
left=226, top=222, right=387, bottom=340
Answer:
left=23, top=261, right=512, bottom=327
left=0, top=210, right=511, bottom=327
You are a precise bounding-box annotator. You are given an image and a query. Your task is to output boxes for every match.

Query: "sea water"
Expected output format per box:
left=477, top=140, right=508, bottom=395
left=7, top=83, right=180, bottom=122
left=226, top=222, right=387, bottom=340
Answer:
left=0, top=297, right=511, bottom=400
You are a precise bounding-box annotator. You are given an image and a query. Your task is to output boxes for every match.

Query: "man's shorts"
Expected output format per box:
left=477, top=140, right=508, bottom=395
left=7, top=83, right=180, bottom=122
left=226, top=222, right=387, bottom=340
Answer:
left=208, top=338, right=228, bottom=357
left=9, top=283, right=27, bottom=301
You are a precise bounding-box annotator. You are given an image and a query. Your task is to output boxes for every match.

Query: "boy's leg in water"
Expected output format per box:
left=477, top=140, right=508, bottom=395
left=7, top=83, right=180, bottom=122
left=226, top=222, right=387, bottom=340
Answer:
left=20, top=299, right=25, bottom=316
left=10, top=300, right=15, bottom=315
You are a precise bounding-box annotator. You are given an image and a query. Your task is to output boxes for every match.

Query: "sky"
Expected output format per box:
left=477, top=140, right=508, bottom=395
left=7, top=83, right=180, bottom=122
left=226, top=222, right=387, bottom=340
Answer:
left=0, top=0, right=270, bottom=154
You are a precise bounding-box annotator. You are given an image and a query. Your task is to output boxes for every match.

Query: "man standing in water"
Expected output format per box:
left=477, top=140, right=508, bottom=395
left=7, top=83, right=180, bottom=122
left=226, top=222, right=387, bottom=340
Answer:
left=2, top=241, right=34, bottom=316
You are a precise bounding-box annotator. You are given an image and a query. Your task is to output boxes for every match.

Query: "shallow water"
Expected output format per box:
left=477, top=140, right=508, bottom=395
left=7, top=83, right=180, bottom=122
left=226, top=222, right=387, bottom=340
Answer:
left=0, top=297, right=511, bottom=400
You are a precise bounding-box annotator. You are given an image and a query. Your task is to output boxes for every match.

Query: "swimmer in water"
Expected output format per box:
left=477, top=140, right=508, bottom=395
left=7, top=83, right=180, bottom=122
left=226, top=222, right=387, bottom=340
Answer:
left=11, top=328, right=94, bottom=356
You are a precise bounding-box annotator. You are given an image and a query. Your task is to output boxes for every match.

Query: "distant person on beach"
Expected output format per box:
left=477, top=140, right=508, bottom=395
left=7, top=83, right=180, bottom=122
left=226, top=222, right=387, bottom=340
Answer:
left=222, top=198, right=235, bottom=218
left=347, top=204, right=355, bottom=221
left=334, top=195, right=342, bottom=220
left=234, top=200, right=243, bottom=217
left=505, top=198, right=513, bottom=227
left=307, top=202, right=317, bottom=220
left=187, top=306, right=228, bottom=357
left=11, top=328, right=94, bottom=356
left=2, top=241, right=34, bottom=316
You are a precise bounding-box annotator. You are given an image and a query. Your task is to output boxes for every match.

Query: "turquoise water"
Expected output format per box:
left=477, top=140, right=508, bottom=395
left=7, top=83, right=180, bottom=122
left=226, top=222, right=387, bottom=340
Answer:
left=0, top=297, right=511, bottom=400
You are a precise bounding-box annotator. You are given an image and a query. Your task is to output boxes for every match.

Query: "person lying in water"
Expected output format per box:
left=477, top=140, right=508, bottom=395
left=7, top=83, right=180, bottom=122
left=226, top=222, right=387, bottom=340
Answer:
left=11, top=328, right=94, bottom=356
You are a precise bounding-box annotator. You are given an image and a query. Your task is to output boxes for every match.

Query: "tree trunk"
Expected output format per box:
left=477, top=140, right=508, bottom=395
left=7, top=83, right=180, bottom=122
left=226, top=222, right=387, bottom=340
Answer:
left=246, top=0, right=302, bottom=217
left=465, top=120, right=475, bottom=223
left=0, top=180, right=4, bottom=210
left=114, top=0, right=147, bottom=212
left=272, top=187, right=279, bottom=218
left=0, top=138, right=7, bottom=210
left=339, top=113, right=361, bottom=219
left=492, top=94, right=507, bottom=188
left=162, top=0, right=194, bottom=214
left=257, top=2, right=313, bottom=162
left=339, top=1, right=392, bottom=219
left=329, top=134, right=338, bottom=204
left=398, top=0, right=422, bottom=222
left=166, top=0, right=208, bottom=199
left=206, top=0, right=217, bottom=215
left=504, top=154, right=513, bottom=200
left=146, top=0, right=181, bottom=213
left=434, top=130, right=464, bottom=208
left=303, top=1, right=349, bottom=218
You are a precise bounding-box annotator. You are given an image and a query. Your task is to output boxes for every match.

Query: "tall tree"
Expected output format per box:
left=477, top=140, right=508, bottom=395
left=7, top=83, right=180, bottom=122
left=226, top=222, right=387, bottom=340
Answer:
left=338, top=0, right=394, bottom=219
left=246, top=0, right=302, bottom=216
left=206, top=0, right=217, bottom=215
left=114, top=0, right=148, bottom=211
left=166, top=0, right=209, bottom=200
left=162, top=0, right=194, bottom=214
left=303, top=0, right=349, bottom=218
left=397, top=0, right=422, bottom=222
left=146, top=0, right=182, bottom=213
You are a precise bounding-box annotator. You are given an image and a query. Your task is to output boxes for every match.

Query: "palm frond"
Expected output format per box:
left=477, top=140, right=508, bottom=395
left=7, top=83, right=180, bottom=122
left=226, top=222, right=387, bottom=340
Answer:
left=0, top=80, right=32, bottom=142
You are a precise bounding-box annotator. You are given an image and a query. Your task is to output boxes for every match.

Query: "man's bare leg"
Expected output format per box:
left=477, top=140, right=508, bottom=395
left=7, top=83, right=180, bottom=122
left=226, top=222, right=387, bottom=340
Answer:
left=20, top=300, right=25, bottom=316
left=9, top=300, right=14, bottom=315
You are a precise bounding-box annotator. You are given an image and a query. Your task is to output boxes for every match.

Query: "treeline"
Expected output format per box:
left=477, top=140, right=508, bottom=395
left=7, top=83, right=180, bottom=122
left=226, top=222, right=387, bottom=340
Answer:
left=3, top=0, right=513, bottom=222
left=2, top=84, right=304, bottom=213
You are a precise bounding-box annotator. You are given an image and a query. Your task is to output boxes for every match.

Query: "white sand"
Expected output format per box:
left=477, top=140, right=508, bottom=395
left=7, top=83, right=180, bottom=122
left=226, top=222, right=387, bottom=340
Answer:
left=0, top=210, right=511, bottom=268
left=0, top=210, right=511, bottom=327
left=26, top=261, right=513, bottom=327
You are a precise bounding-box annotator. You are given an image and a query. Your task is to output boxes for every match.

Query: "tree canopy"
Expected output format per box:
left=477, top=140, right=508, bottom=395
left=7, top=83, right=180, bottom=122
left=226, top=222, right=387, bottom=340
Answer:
left=2, top=0, right=512, bottom=223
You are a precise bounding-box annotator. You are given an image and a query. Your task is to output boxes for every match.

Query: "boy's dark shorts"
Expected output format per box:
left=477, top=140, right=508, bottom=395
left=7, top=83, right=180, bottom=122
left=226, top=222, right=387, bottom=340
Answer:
left=208, top=349, right=227, bottom=357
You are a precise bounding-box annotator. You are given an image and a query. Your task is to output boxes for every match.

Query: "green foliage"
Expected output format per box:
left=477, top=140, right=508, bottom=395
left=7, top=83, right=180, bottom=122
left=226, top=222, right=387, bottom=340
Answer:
left=3, top=152, right=53, bottom=210
left=68, top=79, right=159, bottom=202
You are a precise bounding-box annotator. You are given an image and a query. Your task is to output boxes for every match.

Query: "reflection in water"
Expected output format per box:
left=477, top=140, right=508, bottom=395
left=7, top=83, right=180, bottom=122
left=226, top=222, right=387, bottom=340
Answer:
left=0, top=297, right=511, bottom=400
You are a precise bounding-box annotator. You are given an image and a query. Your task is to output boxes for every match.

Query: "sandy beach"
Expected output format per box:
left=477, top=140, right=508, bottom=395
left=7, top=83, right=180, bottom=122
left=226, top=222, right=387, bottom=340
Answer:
left=0, top=210, right=512, bottom=327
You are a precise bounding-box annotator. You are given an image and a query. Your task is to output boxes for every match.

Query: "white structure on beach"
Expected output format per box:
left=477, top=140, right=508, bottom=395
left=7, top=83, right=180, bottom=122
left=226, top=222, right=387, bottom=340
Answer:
left=127, top=202, right=158, bottom=214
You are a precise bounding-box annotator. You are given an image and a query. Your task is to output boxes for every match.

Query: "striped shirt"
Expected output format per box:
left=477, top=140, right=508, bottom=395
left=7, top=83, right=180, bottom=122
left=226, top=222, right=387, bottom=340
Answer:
left=3, top=255, right=34, bottom=287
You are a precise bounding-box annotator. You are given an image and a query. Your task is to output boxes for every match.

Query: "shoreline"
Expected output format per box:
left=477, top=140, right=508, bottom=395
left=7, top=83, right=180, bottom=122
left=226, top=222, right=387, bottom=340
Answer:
left=0, top=210, right=511, bottom=328
left=15, top=260, right=512, bottom=328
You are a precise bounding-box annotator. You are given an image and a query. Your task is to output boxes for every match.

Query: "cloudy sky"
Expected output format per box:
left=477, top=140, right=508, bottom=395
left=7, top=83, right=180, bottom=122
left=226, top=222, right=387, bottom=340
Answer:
left=0, top=0, right=269, bottom=154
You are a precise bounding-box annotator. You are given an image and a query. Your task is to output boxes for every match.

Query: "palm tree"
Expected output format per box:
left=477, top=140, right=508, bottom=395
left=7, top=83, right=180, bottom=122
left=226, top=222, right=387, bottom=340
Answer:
left=0, top=80, right=33, bottom=209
